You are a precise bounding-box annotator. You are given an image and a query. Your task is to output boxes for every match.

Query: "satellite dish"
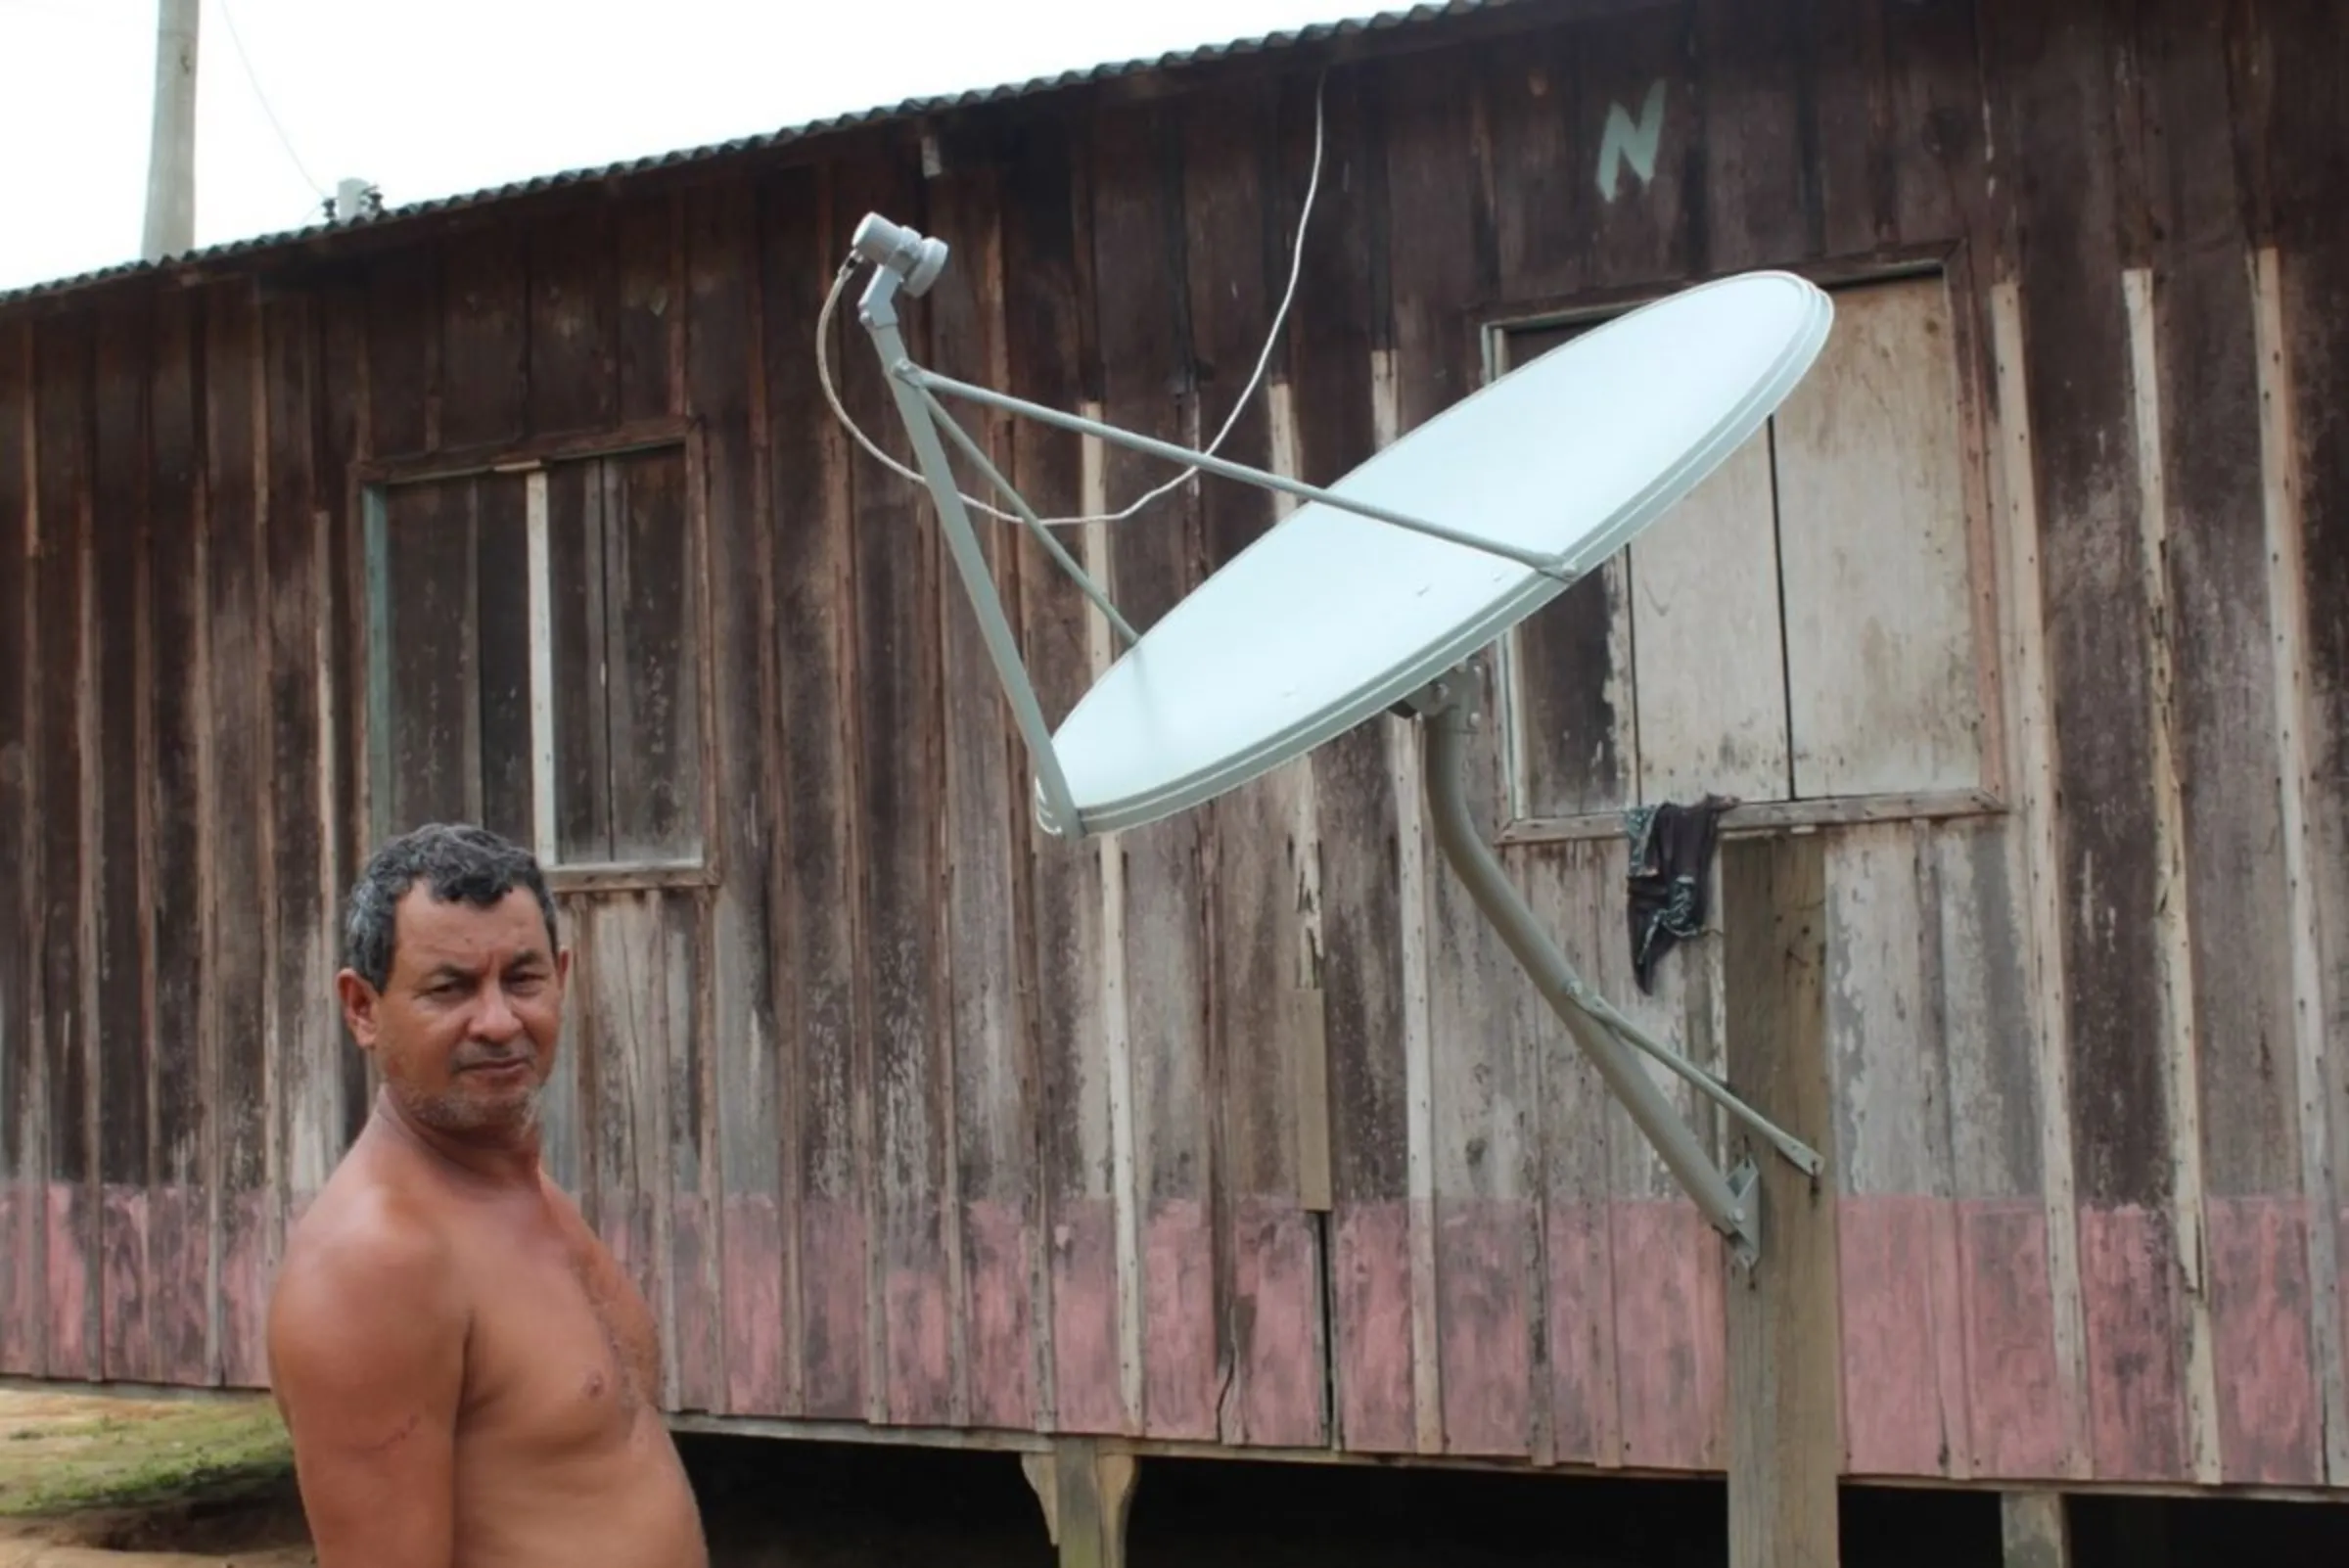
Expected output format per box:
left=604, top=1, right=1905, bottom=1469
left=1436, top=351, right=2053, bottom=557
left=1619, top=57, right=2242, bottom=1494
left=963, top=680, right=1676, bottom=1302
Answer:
left=840, top=215, right=1832, bottom=1268
left=1048, top=271, right=1831, bottom=838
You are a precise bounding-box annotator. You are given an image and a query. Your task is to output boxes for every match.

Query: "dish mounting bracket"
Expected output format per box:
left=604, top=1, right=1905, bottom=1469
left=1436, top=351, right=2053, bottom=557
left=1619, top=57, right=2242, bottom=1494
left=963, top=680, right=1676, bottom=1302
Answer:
left=1394, top=663, right=1821, bottom=1270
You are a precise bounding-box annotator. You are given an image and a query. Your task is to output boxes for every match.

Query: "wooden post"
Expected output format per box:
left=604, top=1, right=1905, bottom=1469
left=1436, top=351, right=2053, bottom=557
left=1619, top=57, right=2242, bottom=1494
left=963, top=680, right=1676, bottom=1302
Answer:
left=1021, top=1440, right=1138, bottom=1568
left=2001, top=1493, right=2071, bottom=1568
left=1722, top=832, right=1842, bottom=1568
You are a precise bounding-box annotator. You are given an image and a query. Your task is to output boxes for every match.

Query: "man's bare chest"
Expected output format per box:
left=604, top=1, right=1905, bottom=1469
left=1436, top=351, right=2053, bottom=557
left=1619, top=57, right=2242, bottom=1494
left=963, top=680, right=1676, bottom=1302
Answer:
left=460, top=1224, right=664, bottom=1454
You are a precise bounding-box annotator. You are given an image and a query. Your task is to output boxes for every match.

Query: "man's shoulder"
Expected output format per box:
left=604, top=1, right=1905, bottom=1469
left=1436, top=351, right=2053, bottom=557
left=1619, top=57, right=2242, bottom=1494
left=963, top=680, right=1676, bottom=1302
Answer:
left=271, top=1171, right=461, bottom=1336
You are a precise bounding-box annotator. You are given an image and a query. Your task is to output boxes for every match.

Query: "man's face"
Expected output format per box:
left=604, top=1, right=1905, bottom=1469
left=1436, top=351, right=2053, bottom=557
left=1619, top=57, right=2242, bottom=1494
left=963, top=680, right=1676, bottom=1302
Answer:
left=339, top=886, right=569, bottom=1136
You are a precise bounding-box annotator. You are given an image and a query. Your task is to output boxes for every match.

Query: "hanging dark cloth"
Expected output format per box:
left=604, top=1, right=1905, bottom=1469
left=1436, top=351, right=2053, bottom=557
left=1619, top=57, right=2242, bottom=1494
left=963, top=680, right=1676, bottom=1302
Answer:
left=1624, top=796, right=1732, bottom=994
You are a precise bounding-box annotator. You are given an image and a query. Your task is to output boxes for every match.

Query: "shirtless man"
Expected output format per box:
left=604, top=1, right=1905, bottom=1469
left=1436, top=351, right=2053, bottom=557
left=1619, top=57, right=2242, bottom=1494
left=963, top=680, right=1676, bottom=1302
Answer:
left=266, top=822, right=707, bottom=1568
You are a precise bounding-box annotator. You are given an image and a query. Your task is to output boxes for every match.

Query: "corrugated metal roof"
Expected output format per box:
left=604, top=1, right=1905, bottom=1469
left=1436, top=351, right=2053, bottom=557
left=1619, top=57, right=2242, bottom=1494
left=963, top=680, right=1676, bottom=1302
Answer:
left=0, top=0, right=1519, bottom=309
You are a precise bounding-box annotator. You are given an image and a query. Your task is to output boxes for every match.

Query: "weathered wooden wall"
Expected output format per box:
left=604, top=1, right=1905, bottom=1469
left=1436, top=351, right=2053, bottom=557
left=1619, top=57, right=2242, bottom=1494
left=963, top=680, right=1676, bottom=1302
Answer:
left=1, top=0, right=2344, bottom=1495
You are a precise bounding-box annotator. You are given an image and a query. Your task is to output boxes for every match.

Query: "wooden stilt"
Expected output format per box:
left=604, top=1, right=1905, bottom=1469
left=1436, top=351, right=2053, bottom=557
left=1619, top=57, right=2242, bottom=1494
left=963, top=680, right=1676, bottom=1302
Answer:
left=1021, top=1439, right=1138, bottom=1568
left=2001, top=1493, right=2071, bottom=1568
left=1723, top=832, right=1842, bottom=1568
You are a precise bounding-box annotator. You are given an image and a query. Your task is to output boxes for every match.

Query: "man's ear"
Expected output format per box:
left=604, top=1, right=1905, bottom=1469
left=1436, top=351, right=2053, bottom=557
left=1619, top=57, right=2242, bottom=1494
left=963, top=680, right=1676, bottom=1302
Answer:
left=554, top=946, right=573, bottom=988
left=336, top=969, right=384, bottom=1051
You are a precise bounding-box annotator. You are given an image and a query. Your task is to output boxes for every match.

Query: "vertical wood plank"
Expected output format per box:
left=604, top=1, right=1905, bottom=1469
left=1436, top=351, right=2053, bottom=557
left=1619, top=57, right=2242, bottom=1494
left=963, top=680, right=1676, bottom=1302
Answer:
left=2263, top=0, right=2349, bottom=1486
left=584, top=894, right=666, bottom=1335
left=470, top=473, right=533, bottom=850
left=1698, top=0, right=1821, bottom=271
left=315, top=270, right=369, bottom=1158
left=2117, top=259, right=2225, bottom=1488
left=1934, top=816, right=2064, bottom=1479
left=527, top=202, right=620, bottom=438
left=537, top=889, right=589, bottom=1200
left=1881, top=0, right=1988, bottom=250
left=998, top=112, right=1116, bottom=1437
left=364, top=250, right=435, bottom=460
left=830, top=140, right=955, bottom=1431
left=616, top=195, right=679, bottom=427
left=1276, top=63, right=1418, bottom=1459
left=1723, top=832, right=1840, bottom=1568
left=544, top=461, right=611, bottom=861
left=92, top=303, right=152, bottom=1383
left=1984, top=0, right=2186, bottom=1482
left=923, top=132, right=1035, bottom=1434
left=659, top=892, right=714, bottom=1413
left=34, top=314, right=97, bottom=1382
left=2132, top=0, right=2321, bottom=1488
left=2252, top=234, right=2349, bottom=1491
left=1086, top=98, right=1217, bottom=1444
left=262, top=296, right=337, bottom=1239
left=1180, top=76, right=1327, bottom=1452
left=1808, top=0, right=1895, bottom=260
left=1825, top=826, right=1965, bottom=1478
left=602, top=447, right=704, bottom=864
left=766, top=161, right=865, bottom=1421
left=1383, top=44, right=1543, bottom=1462
left=381, top=476, right=476, bottom=833
left=438, top=226, right=528, bottom=451
left=1985, top=277, right=2092, bottom=1479
left=201, top=282, right=271, bottom=1388
left=687, top=173, right=785, bottom=1419
left=0, top=323, right=36, bottom=1379
left=1478, top=28, right=1594, bottom=303
left=146, top=293, right=209, bottom=1384
left=1522, top=843, right=1622, bottom=1469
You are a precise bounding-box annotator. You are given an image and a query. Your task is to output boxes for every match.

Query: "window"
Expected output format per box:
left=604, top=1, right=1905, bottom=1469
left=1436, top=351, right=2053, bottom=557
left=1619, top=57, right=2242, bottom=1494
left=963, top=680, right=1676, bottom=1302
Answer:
left=1490, top=269, right=1996, bottom=835
left=362, top=435, right=707, bottom=877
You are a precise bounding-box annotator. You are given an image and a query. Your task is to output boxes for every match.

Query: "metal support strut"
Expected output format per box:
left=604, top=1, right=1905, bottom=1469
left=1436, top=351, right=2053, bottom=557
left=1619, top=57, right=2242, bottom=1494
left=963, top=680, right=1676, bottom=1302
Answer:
left=1405, top=664, right=1822, bottom=1269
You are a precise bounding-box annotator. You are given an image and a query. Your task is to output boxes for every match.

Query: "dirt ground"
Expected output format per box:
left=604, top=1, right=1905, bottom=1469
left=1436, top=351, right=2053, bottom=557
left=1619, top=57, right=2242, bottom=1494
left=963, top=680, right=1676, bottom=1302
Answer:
left=0, top=1387, right=310, bottom=1567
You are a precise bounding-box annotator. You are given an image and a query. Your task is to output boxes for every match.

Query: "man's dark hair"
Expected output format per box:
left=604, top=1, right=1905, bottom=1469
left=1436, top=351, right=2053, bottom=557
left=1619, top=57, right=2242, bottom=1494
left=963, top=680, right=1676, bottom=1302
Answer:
left=343, top=822, right=560, bottom=991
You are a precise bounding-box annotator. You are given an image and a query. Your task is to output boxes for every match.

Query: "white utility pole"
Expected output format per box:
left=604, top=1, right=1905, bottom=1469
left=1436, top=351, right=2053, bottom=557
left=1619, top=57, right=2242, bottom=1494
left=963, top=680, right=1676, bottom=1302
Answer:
left=141, top=0, right=200, bottom=261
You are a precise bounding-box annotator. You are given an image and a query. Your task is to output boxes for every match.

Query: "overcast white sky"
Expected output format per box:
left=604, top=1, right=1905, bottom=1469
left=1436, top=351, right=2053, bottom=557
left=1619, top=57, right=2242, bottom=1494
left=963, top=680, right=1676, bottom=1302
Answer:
left=0, top=0, right=1379, bottom=292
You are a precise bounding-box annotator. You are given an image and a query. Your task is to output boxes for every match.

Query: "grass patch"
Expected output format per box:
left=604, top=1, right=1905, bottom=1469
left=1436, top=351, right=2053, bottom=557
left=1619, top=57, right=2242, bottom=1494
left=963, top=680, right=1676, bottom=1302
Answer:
left=0, top=1394, right=295, bottom=1518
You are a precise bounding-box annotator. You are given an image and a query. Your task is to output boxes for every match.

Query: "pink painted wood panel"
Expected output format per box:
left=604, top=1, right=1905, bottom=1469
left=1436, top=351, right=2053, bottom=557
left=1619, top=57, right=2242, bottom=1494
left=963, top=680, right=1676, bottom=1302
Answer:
left=1332, top=1200, right=1416, bottom=1454
left=0, top=1183, right=36, bottom=1373
left=2077, top=1204, right=2189, bottom=1482
left=1956, top=1200, right=2067, bottom=1479
left=1545, top=1200, right=1620, bottom=1468
left=1610, top=1201, right=1727, bottom=1472
left=99, top=1186, right=148, bottom=1382
left=717, top=1191, right=785, bottom=1416
left=1048, top=1195, right=1124, bottom=1435
left=1228, top=1197, right=1324, bottom=1449
left=219, top=1189, right=272, bottom=1388
left=669, top=1192, right=721, bottom=1415
left=45, top=1183, right=91, bottom=1381
left=882, top=1222, right=954, bottom=1428
left=1142, top=1196, right=1216, bottom=1441
left=799, top=1196, right=869, bottom=1421
left=1436, top=1199, right=1536, bottom=1458
left=960, top=1198, right=1035, bottom=1432
left=1838, top=1195, right=1969, bottom=1476
left=2205, top=1195, right=2323, bottom=1486
left=152, top=1183, right=209, bottom=1385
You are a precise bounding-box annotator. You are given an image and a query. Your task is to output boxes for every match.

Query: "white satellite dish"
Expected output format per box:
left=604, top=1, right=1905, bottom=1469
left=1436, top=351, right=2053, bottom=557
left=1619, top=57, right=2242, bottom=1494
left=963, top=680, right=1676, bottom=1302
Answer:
left=843, top=212, right=1831, bottom=1266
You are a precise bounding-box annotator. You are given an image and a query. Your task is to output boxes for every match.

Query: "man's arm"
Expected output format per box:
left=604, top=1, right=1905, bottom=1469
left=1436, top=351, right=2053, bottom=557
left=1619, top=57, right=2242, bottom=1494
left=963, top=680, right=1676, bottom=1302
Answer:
left=266, top=1209, right=466, bottom=1568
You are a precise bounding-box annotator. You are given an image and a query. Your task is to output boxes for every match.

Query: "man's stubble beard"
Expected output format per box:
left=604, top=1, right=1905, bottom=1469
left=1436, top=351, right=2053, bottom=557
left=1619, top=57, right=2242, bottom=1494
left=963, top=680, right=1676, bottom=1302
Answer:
left=395, top=1074, right=548, bottom=1138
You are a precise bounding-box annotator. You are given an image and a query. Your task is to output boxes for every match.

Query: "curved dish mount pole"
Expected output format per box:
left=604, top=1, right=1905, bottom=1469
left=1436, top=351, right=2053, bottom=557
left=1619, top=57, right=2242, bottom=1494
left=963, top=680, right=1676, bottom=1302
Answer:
left=847, top=213, right=1823, bottom=1268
